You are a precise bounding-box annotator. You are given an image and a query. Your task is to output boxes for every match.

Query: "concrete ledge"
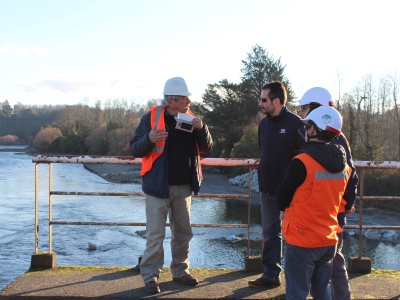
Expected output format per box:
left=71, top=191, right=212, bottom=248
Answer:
left=31, top=252, right=56, bottom=268
left=244, top=256, right=263, bottom=272
left=348, top=256, right=371, bottom=273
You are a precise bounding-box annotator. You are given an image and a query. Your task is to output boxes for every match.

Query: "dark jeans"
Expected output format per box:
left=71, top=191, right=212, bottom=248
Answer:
left=260, top=192, right=282, bottom=281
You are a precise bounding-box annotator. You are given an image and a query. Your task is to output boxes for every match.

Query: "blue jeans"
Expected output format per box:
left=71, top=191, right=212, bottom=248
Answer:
left=285, top=243, right=336, bottom=300
left=260, top=192, right=282, bottom=281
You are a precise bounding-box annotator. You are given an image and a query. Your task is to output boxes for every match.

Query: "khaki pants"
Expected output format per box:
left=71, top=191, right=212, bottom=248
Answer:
left=140, top=185, right=193, bottom=283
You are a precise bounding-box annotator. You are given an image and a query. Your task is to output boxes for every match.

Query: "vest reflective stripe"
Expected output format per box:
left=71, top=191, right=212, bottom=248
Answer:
left=152, top=146, right=163, bottom=152
left=315, top=170, right=350, bottom=180
left=151, top=107, right=164, bottom=153
left=153, top=106, right=163, bottom=130
left=140, top=106, right=166, bottom=176
left=315, top=170, right=350, bottom=217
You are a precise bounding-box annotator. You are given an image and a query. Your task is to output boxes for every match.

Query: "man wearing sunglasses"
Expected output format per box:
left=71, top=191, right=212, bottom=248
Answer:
left=248, top=81, right=304, bottom=289
left=296, top=87, right=359, bottom=300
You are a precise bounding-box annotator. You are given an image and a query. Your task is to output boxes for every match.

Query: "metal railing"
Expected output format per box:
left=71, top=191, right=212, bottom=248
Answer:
left=32, top=155, right=259, bottom=257
left=32, top=155, right=400, bottom=262
left=349, top=161, right=400, bottom=258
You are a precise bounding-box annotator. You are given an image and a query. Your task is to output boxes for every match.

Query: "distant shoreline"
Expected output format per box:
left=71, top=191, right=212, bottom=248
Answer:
left=0, top=145, right=30, bottom=152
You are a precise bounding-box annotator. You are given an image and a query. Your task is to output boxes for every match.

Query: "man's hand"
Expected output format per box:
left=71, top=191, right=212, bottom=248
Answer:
left=192, top=117, right=203, bottom=130
left=149, top=128, right=167, bottom=143
left=346, top=206, right=356, bottom=214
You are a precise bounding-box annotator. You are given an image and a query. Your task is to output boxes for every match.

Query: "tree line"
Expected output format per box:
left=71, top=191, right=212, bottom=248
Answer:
left=1, top=44, right=399, bottom=163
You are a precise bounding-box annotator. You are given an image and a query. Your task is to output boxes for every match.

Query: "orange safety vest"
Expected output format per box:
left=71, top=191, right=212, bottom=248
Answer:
left=282, top=153, right=351, bottom=248
left=140, top=106, right=203, bottom=180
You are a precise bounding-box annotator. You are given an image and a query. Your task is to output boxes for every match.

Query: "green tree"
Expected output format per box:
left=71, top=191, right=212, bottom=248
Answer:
left=197, top=44, right=293, bottom=157
left=107, top=119, right=121, bottom=131
left=194, top=80, right=246, bottom=157
left=240, top=44, right=295, bottom=112
left=230, top=125, right=259, bottom=158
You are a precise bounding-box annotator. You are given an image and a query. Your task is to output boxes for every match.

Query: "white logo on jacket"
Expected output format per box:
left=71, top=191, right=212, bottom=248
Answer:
left=279, top=129, right=286, bottom=133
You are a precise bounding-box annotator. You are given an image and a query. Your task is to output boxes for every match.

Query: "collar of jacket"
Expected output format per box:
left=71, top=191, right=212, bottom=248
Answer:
left=267, top=106, right=288, bottom=122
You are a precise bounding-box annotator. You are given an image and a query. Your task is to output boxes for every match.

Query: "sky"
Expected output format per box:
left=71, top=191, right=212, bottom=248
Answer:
left=1, top=0, right=399, bottom=108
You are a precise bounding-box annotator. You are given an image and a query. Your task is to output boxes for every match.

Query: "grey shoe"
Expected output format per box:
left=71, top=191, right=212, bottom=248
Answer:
left=173, top=274, right=199, bottom=286
left=144, top=281, right=160, bottom=294
left=248, top=276, right=280, bottom=288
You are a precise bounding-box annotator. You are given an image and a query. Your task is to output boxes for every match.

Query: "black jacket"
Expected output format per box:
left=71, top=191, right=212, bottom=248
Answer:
left=258, top=106, right=304, bottom=195
left=130, top=109, right=213, bottom=198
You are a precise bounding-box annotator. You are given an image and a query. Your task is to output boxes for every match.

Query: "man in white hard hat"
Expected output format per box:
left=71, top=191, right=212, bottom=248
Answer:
left=130, top=77, right=213, bottom=294
left=297, top=87, right=358, bottom=300
left=276, top=106, right=355, bottom=299
left=297, top=86, right=335, bottom=116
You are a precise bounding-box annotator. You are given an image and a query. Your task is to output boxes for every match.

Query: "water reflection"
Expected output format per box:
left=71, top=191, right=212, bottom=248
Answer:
left=343, top=236, right=400, bottom=270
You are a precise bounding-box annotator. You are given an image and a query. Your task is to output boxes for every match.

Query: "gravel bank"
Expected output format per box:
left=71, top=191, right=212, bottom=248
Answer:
left=83, top=164, right=260, bottom=203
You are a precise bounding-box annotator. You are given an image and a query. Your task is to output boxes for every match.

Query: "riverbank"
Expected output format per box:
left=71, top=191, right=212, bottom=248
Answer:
left=83, top=163, right=261, bottom=203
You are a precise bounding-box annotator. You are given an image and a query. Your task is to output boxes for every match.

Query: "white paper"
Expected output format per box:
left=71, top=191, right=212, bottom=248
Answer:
left=177, top=112, right=194, bottom=123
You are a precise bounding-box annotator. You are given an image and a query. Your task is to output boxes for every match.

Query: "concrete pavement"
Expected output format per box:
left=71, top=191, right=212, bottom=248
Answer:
left=1, top=267, right=399, bottom=299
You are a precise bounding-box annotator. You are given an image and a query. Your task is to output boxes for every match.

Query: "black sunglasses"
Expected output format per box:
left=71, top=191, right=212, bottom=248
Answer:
left=260, top=97, right=272, bottom=103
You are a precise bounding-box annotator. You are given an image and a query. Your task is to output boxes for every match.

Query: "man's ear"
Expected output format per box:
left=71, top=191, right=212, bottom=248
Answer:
left=310, top=124, right=317, bottom=135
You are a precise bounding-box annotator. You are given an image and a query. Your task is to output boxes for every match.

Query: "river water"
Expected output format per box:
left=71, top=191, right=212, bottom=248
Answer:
left=1, top=146, right=399, bottom=290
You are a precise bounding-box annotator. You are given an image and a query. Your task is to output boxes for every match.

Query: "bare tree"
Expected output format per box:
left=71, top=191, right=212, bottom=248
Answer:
left=389, top=74, right=400, bottom=160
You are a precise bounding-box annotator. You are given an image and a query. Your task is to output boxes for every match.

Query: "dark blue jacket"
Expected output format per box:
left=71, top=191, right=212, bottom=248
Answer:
left=258, top=106, right=304, bottom=195
left=129, top=110, right=213, bottom=198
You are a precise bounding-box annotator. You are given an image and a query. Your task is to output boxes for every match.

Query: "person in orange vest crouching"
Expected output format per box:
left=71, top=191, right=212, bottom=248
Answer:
left=276, top=106, right=355, bottom=299
left=130, top=77, right=213, bottom=295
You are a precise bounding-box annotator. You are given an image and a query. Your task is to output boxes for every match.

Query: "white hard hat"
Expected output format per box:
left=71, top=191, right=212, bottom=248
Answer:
left=163, top=77, right=191, bottom=96
left=301, top=106, right=342, bottom=136
left=298, top=87, right=334, bottom=107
